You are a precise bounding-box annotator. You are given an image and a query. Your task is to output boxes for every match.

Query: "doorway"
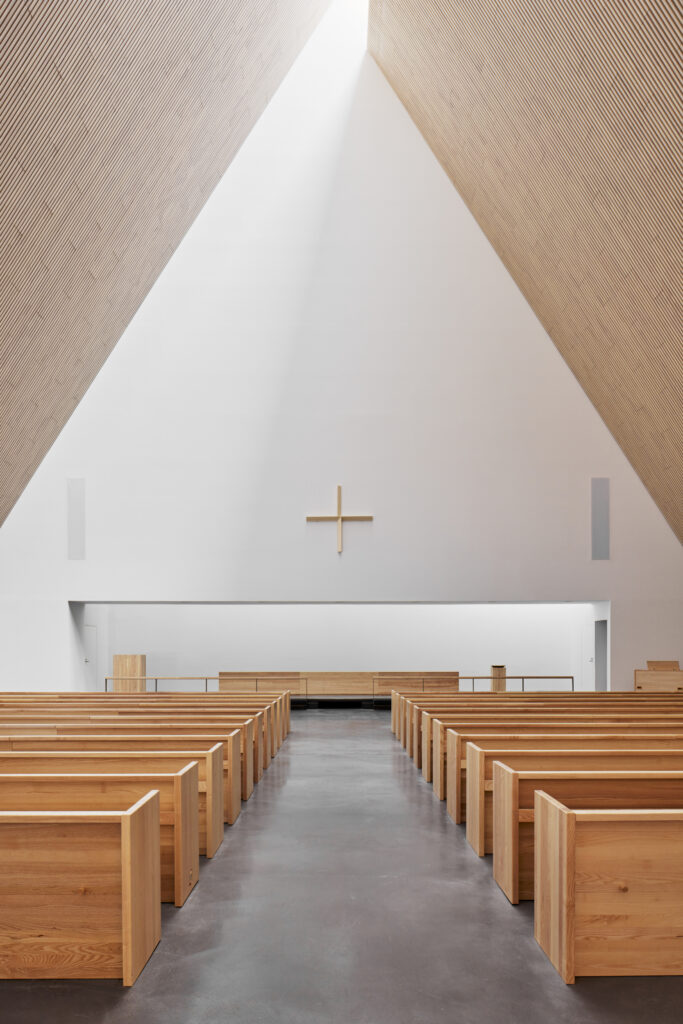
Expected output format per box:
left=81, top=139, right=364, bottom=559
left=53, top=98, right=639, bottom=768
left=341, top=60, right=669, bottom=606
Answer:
left=83, top=624, right=98, bottom=690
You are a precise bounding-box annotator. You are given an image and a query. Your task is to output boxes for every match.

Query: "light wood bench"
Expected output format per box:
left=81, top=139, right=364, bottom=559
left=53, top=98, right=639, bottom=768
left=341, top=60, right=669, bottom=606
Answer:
left=393, top=692, right=683, bottom=747
left=429, top=713, right=683, bottom=797
left=394, top=691, right=683, bottom=751
left=0, top=791, right=160, bottom=985
left=0, top=692, right=290, bottom=750
left=535, top=793, right=683, bottom=982
left=92, top=704, right=272, bottom=772
left=493, top=765, right=683, bottom=904
left=0, top=768, right=198, bottom=907
left=0, top=732, right=242, bottom=825
left=0, top=716, right=256, bottom=801
left=413, top=697, right=683, bottom=769
left=0, top=707, right=264, bottom=781
left=392, top=692, right=683, bottom=763
left=446, top=730, right=683, bottom=822
left=0, top=748, right=223, bottom=858
left=466, top=744, right=683, bottom=856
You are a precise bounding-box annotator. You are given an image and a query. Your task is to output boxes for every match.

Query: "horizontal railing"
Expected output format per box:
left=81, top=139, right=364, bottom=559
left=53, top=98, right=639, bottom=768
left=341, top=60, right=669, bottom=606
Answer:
left=103, top=674, right=575, bottom=694
left=104, top=676, right=216, bottom=693
left=458, top=675, right=574, bottom=692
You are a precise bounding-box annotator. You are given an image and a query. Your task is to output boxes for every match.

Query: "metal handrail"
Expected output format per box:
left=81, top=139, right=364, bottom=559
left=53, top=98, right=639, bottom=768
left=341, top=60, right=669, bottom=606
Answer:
left=458, top=675, right=575, bottom=692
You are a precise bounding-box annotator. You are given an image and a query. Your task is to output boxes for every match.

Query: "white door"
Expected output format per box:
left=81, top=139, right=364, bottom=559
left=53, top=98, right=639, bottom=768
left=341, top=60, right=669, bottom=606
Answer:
left=83, top=624, right=98, bottom=690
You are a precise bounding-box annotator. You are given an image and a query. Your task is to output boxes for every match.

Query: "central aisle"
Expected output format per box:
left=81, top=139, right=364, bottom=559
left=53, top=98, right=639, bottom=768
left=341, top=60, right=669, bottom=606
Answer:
left=4, top=709, right=683, bottom=1024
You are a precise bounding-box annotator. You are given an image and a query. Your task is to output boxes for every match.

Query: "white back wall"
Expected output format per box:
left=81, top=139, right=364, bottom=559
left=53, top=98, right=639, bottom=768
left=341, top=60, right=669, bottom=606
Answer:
left=83, top=602, right=597, bottom=692
left=0, top=0, right=681, bottom=690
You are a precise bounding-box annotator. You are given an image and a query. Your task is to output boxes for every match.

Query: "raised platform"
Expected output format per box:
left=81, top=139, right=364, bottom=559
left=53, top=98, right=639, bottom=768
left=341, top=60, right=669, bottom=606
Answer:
left=291, top=695, right=391, bottom=710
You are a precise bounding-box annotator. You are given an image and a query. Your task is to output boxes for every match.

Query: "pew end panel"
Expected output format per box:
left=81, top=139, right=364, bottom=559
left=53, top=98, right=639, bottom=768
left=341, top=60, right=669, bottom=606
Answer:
left=421, top=713, right=434, bottom=780
left=205, top=742, right=225, bottom=857
left=175, top=763, right=200, bottom=905
left=243, top=719, right=255, bottom=801
left=122, top=792, right=162, bottom=985
left=465, top=744, right=489, bottom=857
left=534, top=792, right=575, bottom=983
left=225, top=729, right=242, bottom=825
left=492, top=761, right=521, bottom=904
left=0, top=792, right=161, bottom=985
left=432, top=718, right=449, bottom=800
left=535, top=796, right=683, bottom=982
left=446, top=729, right=462, bottom=823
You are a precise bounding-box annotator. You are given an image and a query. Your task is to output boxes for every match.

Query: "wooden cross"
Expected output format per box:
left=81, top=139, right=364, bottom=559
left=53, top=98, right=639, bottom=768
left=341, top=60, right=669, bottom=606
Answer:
left=306, top=485, right=373, bottom=554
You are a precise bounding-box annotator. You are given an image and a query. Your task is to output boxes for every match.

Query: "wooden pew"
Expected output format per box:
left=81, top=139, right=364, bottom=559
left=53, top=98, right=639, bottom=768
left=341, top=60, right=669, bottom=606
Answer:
left=394, top=692, right=683, bottom=765
left=102, top=701, right=273, bottom=766
left=446, top=730, right=683, bottom=822
left=493, top=766, right=683, bottom=904
left=430, top=712, right=683, bottom=797
left=0, top=707, right=264, bottom=786
left=417, top=696, right=683, bottom=761
left=535, top=793, right=683, bottom=982
left=0, top=692, right=288, bottom=754
left=0, top=690, right=290, bottom=747
left=394, top=692, right=683, bottom=753
left=108, top=712, right=268, bottom=774
left=0, top=791, right=160, bottom=985
left=0, top=732, right=242, bottom=825
left=0, top=716, right=256, bottom=801
left=0, top=768, right=198, bottom=907
left=91, top=704, right=272, bottom=772
left=0, top=749, right=223, bottom=858
left=415, top=697, right=683, bottom=771
left=466, top=744, right=683, bottom=856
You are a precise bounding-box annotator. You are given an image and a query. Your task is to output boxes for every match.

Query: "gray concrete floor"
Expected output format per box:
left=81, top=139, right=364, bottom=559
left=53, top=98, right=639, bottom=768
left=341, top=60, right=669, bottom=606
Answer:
left=3, top=707, right=683, bottom=1023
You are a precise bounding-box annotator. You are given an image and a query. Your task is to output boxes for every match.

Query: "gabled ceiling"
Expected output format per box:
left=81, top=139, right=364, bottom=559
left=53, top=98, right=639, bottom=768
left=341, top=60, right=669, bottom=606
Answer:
left=0, top=0, right=329, bottom=526
left=369, top=0, right=683, bottom=543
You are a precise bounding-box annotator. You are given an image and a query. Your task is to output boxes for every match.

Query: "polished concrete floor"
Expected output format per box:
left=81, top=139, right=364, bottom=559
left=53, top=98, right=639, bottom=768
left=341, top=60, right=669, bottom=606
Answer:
left=3, top=708, right=683, bottom=1024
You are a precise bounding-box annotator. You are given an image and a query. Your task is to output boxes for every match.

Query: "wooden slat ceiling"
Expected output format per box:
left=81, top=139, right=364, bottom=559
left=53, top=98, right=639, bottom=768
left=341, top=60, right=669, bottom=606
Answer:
left=369, top=0, right=683, bottom=542
left=0, top=0, right=329, bottom=526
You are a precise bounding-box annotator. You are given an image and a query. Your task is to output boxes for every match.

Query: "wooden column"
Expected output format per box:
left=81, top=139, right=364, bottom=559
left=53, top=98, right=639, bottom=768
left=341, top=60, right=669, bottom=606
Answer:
left=490, top=665, right=506, bottom=692
left=112, top=654, right=147, bottom=693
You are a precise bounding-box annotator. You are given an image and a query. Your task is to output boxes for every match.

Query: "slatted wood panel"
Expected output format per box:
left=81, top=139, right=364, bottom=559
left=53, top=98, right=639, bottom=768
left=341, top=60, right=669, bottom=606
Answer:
left=369, top=0, right=683, bottom=542
left=0, top=0, right=329, bottom=526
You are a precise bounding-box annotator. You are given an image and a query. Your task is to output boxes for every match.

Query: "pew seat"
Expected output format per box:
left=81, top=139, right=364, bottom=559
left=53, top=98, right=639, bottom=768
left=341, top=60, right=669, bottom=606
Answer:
left=535, top=793, right=683, bottom=982
left=0, top=791, right=160, bottom=985
left=492, top=766, right=683, bottom=904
